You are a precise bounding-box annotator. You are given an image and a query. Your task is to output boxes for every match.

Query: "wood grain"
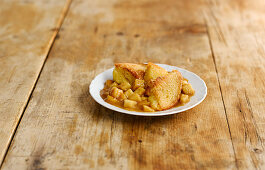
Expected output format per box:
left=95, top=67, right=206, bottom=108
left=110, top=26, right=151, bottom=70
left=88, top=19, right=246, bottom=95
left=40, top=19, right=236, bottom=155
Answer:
left=2, top=0, right=238, bottom=169
left=0, top=0, right=71, bottom=166
left=204, top=0, right=265, bottom=169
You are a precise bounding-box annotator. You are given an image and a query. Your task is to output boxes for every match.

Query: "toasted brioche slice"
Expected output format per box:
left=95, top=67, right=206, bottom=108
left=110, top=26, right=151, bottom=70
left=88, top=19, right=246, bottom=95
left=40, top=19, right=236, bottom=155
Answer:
left=147, top=70, right=183, bottom=110
left=113, top=63, right=146, bottom=85
left=144, top=62, right=168, bottom=83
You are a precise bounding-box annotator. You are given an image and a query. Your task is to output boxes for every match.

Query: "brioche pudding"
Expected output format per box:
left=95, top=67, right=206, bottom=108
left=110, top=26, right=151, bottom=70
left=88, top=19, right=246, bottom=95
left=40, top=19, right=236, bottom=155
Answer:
left=100, top=62, right=195, bottom=112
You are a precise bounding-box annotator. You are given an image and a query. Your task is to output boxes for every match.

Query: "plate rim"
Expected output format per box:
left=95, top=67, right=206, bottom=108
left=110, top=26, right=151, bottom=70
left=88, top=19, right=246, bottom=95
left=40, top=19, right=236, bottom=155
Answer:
left=89, top=64, right=207, bottom=116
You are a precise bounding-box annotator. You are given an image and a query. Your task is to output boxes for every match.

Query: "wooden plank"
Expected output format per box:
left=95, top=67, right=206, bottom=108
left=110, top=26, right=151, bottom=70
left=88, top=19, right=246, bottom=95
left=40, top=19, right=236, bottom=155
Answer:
left=0, top=0, right=71, bottom=166
left=2, top=0, right=237, bottom=169
left=204, top=0, right=265, bottom=169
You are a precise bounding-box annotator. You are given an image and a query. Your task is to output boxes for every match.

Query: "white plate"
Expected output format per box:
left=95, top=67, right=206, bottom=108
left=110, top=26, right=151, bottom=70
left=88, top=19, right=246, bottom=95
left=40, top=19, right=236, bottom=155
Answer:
left=89, top=64, right=207, bottom=116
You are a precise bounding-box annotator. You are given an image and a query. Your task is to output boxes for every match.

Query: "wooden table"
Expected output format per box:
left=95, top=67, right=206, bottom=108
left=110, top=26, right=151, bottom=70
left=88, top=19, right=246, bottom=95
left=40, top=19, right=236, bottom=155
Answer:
left=0, top=0, right=264, bottom=169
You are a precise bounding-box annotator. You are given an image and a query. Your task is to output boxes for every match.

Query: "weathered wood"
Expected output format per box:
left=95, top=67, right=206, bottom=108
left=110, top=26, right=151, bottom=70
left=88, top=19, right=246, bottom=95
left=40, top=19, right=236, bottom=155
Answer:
left=2, top=0, right=237, bottom=169
left=204, top=0, right=265, bottom=169
left=0, top=0, right=71, bottom=166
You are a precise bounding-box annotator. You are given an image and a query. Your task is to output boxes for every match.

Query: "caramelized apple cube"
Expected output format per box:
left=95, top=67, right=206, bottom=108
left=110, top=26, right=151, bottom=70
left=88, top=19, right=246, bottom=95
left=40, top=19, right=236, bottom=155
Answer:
left=182, top=80, right=188, bottom=85
left=124, top=99, right=137, bottom=109
left=128, top=93, right=141, bottom=102
left=110, top=82, right=118, bottom=88
left=133, top=79, right=145, bottom=90
left=180, top=94, right=189, bottom=103
left=118, top=93, right=126, bottom=101
left=134, top=87, right=145, bottom=95
left=182, top=83, right=195, bottom=95
left=106, top=95, right=119, bottom=103
left=143, top=105, right=155, bottom=112
left=119, top=81, right=131, bottom=91
left=110, top=87, right=123, bottom=98
left=124, top=89, right=133, bottom=98
left=138, top=100, right=150, bottom=106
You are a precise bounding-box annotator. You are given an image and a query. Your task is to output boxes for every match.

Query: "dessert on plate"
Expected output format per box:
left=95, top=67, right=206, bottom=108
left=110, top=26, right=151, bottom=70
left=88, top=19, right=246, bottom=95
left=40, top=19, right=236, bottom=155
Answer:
left=100, top=62, right=195, bottom=112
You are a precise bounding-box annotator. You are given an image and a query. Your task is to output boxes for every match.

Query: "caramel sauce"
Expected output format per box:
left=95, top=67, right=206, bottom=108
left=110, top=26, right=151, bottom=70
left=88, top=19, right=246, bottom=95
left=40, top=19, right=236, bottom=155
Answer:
left=100, top=81, right=193, bottom=112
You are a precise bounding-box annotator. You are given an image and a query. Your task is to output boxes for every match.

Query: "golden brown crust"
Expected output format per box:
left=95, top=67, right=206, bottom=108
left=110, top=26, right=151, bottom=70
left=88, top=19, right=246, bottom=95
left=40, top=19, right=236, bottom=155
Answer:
left=115, top=63, right=146, bottom=79
left=147, top=70, right=183, bottom=110
left=147, top=62, right=163, bottom=70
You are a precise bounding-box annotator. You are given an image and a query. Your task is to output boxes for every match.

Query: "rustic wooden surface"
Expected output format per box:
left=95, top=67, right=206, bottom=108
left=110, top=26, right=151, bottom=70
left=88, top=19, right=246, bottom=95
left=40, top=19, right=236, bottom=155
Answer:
left=204, top=0, right=265, bottom=168
left=0, top=0, right=71, bottom=165
left=0, top=0, right=264, bottom=169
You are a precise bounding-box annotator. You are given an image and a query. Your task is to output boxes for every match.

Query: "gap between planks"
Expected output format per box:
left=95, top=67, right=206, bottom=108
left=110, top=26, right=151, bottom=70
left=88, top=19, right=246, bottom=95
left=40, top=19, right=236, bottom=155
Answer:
left=0, top=0, right=73, bottom=168
left=203, top=16, right=239, bottom=170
